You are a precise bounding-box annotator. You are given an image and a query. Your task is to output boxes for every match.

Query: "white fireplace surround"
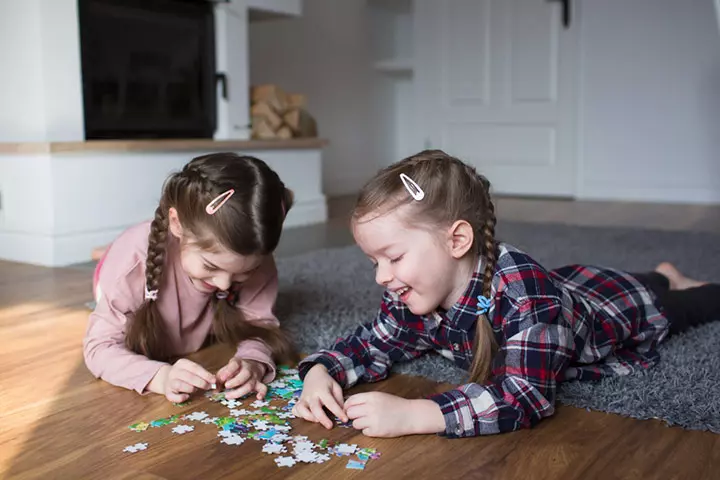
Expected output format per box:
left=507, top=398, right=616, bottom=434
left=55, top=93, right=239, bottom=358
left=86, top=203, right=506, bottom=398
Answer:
left=0, top=0, right=328, bottom=267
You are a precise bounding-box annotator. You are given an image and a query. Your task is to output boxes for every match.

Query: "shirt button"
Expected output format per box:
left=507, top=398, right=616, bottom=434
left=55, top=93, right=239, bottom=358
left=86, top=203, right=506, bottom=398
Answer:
left=453, top=343, right=460, bottom=351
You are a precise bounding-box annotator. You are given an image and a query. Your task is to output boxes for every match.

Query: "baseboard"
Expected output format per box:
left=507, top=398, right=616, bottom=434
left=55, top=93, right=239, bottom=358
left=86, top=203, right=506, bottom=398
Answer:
left=0, top=232, right=55, bottom=266
left=578, top=184, right=720, bottom=205
left=0, top=196, right=328, bottom=267
left=283, top=196, right=328, bottom=228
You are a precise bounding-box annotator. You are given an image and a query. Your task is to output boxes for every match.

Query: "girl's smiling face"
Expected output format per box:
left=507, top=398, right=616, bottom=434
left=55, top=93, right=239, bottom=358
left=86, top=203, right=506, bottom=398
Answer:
left=168, top=207, right=264, bottom=293
left=352, top=204, right=476, bottom=315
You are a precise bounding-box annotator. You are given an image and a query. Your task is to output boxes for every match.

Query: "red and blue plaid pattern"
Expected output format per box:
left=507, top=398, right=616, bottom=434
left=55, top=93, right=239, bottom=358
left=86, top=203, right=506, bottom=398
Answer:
left=299, top=243, right=669, bottom=438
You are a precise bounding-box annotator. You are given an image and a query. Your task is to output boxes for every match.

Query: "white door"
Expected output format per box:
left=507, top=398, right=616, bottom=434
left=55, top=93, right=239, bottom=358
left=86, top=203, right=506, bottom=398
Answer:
left=414, top=0, right=578, bottom=196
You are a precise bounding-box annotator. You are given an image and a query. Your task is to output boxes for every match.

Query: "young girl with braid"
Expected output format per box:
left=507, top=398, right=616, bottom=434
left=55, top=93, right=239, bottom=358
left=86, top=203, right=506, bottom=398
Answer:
left=294, top=149, right=720, bottom=438
left=84, top=153, right=296, bottom=404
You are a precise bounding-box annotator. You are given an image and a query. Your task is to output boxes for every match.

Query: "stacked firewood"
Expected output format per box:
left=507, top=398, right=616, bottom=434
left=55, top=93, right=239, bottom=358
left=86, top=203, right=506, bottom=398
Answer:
left=250, top=84, right=318, bottom=140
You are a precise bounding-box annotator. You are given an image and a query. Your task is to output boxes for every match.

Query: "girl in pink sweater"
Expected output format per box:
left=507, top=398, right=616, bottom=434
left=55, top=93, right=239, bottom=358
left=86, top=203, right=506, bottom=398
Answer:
left=84, top=153, right=295, bottom=403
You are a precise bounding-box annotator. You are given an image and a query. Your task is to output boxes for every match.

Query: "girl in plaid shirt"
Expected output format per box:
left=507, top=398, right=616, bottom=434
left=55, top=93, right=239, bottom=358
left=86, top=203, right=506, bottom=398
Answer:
left=293, top=149, right=720, bottom=439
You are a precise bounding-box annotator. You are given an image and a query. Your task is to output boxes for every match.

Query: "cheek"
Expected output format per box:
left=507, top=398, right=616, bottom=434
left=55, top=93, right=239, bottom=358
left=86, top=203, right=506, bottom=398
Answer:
left=181, top=256, right=206, bottom=278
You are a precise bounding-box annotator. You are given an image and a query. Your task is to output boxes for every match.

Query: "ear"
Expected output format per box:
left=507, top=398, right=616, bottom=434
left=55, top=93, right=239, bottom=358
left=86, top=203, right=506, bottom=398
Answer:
left=167, top=207, right=184, bottom=239
left=446, top=220, right=474, bottom=259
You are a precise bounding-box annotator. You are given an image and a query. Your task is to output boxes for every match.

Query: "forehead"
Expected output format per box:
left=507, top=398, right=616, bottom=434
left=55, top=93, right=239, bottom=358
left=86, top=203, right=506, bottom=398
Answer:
left=353, top=206, right=429, bottom=252
left=191, top=242, right=263, bottom=272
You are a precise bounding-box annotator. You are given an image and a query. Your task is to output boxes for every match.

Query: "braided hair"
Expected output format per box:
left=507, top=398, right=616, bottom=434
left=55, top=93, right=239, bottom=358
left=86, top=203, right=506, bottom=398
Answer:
left=353, top=150, right=499, bottom=383
left=125, top=153, right=296, bottom=364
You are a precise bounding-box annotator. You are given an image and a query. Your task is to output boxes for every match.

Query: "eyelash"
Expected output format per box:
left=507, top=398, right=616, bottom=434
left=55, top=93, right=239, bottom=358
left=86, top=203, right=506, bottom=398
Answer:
left=372, top=255, right=404, bottom=269
left=203, top=263, right=218, bottom=272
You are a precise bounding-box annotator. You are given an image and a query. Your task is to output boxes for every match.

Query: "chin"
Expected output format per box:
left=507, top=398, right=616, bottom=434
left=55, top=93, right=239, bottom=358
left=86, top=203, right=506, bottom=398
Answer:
left=407, top=302, right=435, bottom=316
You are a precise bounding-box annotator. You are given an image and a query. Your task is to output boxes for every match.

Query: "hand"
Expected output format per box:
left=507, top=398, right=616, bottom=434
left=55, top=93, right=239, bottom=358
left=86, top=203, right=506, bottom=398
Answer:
left=216, top=358, right=268, bottom=400
left=292, top=364, right=347, bottom=429
left=150, top=359, right=215, bottom=403
left=344, top=392, right=446, bottom=438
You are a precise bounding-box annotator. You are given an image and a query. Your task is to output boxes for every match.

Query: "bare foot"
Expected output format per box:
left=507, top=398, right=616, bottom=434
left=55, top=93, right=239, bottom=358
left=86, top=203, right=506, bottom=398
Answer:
left=654, top=262, right=707, bottom=290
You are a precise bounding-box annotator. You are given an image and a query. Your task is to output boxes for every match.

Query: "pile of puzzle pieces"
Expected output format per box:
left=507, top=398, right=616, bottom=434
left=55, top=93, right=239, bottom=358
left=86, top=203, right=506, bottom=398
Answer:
left=124, top=366, right=381, bottom=471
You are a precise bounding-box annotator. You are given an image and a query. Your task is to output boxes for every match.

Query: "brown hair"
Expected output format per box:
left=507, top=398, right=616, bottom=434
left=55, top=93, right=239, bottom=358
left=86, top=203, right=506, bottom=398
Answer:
left=126, top=153, right=297, bottom=364
left=353, top=149, right=499, bottom=384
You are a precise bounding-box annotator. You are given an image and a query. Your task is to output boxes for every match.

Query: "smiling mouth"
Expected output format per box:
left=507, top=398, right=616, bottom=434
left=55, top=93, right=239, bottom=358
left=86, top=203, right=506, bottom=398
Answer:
left=396, top=286, right=412, bottom=301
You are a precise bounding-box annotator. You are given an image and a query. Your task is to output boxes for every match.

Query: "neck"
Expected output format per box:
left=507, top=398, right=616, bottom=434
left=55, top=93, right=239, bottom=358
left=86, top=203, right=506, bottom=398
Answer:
left=441, top=253, right=479, bottom=310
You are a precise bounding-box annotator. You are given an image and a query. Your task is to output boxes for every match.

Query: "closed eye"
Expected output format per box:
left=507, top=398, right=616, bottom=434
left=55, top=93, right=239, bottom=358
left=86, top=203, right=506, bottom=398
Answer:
left=390, top=255, right=404, bottom=264
left=204, top=263, right=218, bottom=272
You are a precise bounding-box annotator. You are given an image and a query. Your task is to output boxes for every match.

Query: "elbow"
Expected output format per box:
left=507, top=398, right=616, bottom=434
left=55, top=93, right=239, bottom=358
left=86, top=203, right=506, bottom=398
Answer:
left=82, top=338, right=104, bottom=379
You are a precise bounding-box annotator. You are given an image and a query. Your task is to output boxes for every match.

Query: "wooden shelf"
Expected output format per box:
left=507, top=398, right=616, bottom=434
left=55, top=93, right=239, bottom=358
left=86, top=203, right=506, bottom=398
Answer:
left=0, top=138, right=329, bottom=155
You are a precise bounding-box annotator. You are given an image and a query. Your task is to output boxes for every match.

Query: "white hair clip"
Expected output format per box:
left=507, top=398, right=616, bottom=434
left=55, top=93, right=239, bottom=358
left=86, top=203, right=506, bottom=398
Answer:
left=215, top=290, right=229, bottom=300
left=400, top=173, right=425, bottom=201
left=144, top=285, right=159, bottom=301
left=206, top=189, right=235, bottom=215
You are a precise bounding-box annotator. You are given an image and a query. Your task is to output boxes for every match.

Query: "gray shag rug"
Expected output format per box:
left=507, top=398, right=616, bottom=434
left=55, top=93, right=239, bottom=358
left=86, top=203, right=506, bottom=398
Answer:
left=276, top=221, right=720, bottom=434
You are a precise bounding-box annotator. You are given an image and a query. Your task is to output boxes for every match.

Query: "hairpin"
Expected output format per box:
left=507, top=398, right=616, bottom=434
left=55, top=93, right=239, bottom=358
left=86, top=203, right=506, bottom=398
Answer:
left=477, top=295, right=492, bottom=315
left=144, top=285, right=159, bottom=301
left=215, top=290, right=229, bottom=300
left=206, top=189, right=235, bottom=215
left=399, top=173, right=425, bottom=201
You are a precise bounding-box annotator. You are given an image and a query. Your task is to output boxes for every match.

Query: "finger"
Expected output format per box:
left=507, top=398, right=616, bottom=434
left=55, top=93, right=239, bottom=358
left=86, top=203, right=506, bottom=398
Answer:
left=225, top=381, right=256, bottom=400
left=343, top=393, right=368, bottom=409
left=225, top=368, right=252, bottom=390
left=177, top=360, right=216, bottom=385
left=255, top=382, right=268, bottom=400
left=362, top=427, right=375, bottom=437
left=170, top=378, right=196, bottom=394
left=320, top=392, right=347, bottom=423
left=345, top=404, right=366, bottom=420
left=175, top=369, right=213, bottom=390
left=309, top=399, right=333, bottom=430
left=351, top=416, right=370, bottom=431
left=166, top=391, right=189, bottom=403
left=216, top=358, right=240, bottom=383
left=294, top=402, right=318, bottom=423
left=330, top=383, right=348, bottom=421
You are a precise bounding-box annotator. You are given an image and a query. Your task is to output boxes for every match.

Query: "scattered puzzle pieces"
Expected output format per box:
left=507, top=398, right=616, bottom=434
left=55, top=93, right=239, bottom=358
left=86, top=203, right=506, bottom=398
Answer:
left=123, top=442, right=148, bottom=453
left=171, top=425, right=194, bottom=435
left=184, top=411, right=209, bottom=422
left=347, top=459, right=366, bottom=470
left=262, top=442, right=287, bottom=454
left=128, top=422, right=149, bottom=432
left=275, top=456, right=297, bottom=468
left=123, top=367, right=381, bottom=471
left=220, top=434, right=246, bottom=446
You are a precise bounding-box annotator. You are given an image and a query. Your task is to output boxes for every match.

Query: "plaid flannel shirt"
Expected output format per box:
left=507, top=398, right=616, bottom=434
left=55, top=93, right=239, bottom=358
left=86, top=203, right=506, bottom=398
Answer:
left=298, top=243, right=670, bottom=438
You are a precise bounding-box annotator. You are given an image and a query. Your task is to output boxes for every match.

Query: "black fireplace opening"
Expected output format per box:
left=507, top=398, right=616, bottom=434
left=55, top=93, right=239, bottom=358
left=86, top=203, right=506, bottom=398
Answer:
left=78, top=0, right=217, bottom=140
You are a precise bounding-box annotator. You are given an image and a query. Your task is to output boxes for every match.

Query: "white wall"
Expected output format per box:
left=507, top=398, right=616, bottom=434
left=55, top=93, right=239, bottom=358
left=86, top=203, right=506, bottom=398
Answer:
left=0, top=148, right=326, bottom=266
left=0, top=0, right=84, bottom=143
left=578, top=0, right=720, bottom=203
left=249, top=0, right=388, bottom=196
left=0, top=0, right=48, bottom=142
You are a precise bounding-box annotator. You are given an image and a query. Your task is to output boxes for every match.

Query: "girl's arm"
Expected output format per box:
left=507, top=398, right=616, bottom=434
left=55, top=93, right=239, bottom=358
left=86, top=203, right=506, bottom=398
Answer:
left=298, top=291, right=432, bottom=389
left=233, top=256, right=281, bottom=383
left=427, top=296, right=574, bottom=437
left=83, top=253, right=168, bottom=394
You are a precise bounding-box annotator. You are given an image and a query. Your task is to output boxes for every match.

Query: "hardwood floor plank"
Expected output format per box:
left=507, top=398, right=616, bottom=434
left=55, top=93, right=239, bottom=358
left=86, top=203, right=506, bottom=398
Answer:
left=1, top=256, right=718, bottom=480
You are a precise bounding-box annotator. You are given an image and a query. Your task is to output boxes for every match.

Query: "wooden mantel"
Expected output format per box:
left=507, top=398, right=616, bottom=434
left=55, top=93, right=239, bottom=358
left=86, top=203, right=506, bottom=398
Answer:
left=0, top=138, right=328, bottom=155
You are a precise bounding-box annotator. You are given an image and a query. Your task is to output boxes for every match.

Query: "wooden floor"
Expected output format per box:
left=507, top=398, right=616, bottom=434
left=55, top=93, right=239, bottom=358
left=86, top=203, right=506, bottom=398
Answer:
left=2, top=198, right=720, bottom=479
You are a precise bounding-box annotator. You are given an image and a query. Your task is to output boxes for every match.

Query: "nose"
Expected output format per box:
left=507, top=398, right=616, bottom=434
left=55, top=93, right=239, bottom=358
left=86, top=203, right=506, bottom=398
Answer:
left=214, top=272, right=233, bottom=291
left=374, top=262, right=393, bottom=286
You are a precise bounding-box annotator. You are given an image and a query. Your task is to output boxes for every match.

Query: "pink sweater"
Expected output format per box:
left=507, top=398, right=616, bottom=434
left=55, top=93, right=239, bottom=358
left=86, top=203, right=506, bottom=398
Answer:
left=83, top=221, right=280, bottom=394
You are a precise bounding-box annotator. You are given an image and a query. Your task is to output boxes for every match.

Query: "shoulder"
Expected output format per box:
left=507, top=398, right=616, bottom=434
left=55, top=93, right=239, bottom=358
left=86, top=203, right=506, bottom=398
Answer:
left=493, top=242, right=561, bottom=303
left=109, top=221, right=152, bottom=257
left=97, top=221, right=152, bottom=290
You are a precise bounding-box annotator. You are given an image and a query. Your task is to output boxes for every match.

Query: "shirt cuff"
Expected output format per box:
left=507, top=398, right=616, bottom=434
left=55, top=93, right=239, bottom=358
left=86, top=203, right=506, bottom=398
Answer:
left=298, top=353, right=345, bottom=385
left=234, top=354, right=277, bottom=384
left=134, top=361, right=169, bottom=395
left=427, top=389, right=480, bottom=439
